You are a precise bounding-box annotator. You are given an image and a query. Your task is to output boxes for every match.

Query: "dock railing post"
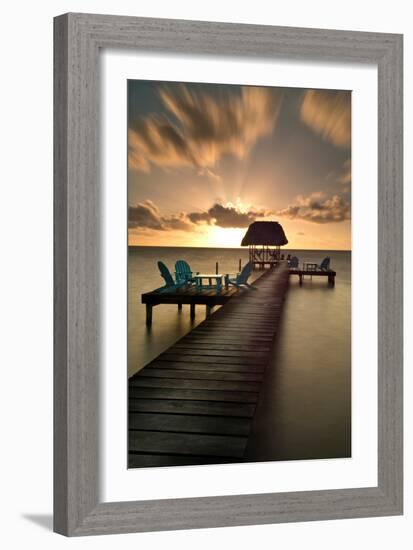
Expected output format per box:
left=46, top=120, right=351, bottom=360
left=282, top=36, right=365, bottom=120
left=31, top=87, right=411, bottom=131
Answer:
left=146, top=304, right=153, bottom=326
left=190, top=303, right=195, bottom=320
left=215, top=261, right=218, bottom=274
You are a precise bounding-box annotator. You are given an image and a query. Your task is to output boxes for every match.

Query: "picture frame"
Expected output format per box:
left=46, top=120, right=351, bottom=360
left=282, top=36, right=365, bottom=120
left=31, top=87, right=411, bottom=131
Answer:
left=53, top=13, right=403, bottom=536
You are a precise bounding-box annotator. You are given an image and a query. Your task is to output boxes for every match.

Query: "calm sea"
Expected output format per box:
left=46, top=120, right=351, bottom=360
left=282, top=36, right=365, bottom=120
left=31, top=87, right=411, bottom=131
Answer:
left=128, top=246, right=351, bottom=460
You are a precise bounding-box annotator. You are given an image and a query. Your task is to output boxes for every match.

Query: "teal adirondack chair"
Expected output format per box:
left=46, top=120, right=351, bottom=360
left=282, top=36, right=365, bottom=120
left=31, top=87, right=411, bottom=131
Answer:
left=175, top=260, right=197, bottom=284
left=289, top=256, right=299, bottom=268
left=158, top=261, right=186, bottom=292
left=227, top=261, right=257, bottom=290
left=318, top=257, right=331, bottom=271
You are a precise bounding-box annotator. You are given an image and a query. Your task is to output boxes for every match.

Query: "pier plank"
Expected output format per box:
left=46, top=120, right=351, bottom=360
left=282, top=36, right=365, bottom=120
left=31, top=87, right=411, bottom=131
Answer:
left=147, top=361, right=266, bottom=373
left=136, top=368, right=264, bottom=382
left=173, top=344, right=271, bottom=353
left=194, top=327, right=275, bottom=335
left=129, top=398, right=256, bottom=417
left=129, top=386, right=259, bottom=404
left=130, top=376, right=261, bottom=392
left=163, top=348, right=269, bottom=359
left=180, top=335, right=273, bottom=344
left=158, top=354, right=267, bottom=365
left=128, top=454, right=235, bottom=468
left=128, top=412, right=251, bottom=435
left=129, top=430, right=247, bottom=458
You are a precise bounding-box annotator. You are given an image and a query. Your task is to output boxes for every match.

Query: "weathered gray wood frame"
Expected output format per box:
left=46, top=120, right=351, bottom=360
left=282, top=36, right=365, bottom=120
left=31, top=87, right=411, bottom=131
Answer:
left=54, top=13, right=403, bottom=536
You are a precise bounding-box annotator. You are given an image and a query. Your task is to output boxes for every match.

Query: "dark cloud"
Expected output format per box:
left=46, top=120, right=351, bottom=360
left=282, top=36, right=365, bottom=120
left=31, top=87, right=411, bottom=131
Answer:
left=188, top=203, right=266, bottom=228
left=128, top=200, right=192, bottom=231
left=276, top=192, right=350, bottom=224
left=128, top=85, right=282, bottom=171
left=187, top=211, right=212, bottom=225
left=129, top=200, right=268, bottom=232
left=300, top=90, right=351, bottom=148
left=128, top=200, right=164, bottom=230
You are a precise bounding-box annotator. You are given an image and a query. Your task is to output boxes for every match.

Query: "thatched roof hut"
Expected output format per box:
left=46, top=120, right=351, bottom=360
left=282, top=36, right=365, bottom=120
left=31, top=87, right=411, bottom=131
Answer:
left=241, top=221, right=288, bottom=246
left=241, top=221, right=288, bottom=269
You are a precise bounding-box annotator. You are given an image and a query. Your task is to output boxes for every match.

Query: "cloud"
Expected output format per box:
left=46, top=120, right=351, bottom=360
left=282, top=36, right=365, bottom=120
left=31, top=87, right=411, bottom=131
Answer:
left=128, top=200, right=164, bottom=229
left=188, top=203, right=266, bottom=228
left=128, top=200, right=193, bottom=231
left=128, top=85, right=282, bottom=171
left=300, top=90, right=351, bottom=148
left=128, top=200, right=268, bottom=232
left=276, top=192, right=350, bottom=224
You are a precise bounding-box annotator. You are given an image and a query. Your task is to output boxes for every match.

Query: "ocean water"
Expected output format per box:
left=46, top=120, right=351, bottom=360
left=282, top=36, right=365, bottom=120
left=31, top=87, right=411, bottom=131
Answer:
left=128, top=246, right=351, bottom=460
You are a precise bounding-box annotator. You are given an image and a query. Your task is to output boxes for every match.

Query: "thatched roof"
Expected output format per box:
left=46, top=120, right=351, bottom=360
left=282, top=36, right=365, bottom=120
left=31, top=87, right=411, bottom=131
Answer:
left=241, top=221, right=288, bottom=246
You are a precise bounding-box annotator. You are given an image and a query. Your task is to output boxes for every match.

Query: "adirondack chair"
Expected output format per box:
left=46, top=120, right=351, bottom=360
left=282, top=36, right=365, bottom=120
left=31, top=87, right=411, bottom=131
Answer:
left=289, top=256, right=299, bottom=268
left=226, top=261, right=257, bottom=290
left=157, top=261, right=186, bottom=292
left=318, top=257, right=331, bottom=271
left=175, top=260, right=197, bottom=284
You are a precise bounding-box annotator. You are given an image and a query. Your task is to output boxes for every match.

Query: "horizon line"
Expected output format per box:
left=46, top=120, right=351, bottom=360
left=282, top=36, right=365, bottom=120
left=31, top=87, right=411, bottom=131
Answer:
left=128, top=244, right=351, bottom=252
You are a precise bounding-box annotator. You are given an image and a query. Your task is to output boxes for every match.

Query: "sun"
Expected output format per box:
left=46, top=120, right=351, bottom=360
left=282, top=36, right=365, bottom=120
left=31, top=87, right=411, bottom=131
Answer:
left=208, top=226, right=245, bottom=248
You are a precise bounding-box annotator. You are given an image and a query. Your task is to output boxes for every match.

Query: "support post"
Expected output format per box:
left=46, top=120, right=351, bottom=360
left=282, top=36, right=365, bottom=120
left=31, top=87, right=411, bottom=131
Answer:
left=299, top=274, right=303, bottom=286
left=206, top=305, right=212, bottom=316
left=146, top=304, right=153, bottom=326
left=190, top=303, right=195, bottom=320
left=177, top=303, right=182, bottom=310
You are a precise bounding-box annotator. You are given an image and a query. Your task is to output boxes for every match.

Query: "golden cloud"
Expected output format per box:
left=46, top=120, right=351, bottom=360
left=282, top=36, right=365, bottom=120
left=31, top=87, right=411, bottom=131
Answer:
left=128, top=200, right=193, bottom=231
left=276, top=192, right=350, bottom=224
left=128, top=200, right=267, bottom=231
left=188, top=203, right=266, bottom=228
left=300, top=90, right=351, bottom=148
left=128, top=85, right=282, bottom=171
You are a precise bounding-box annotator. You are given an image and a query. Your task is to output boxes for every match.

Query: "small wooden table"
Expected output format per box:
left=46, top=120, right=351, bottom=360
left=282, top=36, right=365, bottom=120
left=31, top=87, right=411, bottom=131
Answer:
left=194, top=273, right=224, bottom=290
left=303, top=262, right=318, bottom=271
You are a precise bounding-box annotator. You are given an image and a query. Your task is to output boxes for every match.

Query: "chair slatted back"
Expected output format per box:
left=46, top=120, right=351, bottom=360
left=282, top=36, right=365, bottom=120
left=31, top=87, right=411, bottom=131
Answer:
left=320, top=257, right=330, bottom=270
left=175, top=260, right=192, bottom=283
left=158, top=261, right=175, bottom=287
left=237, top=261, right=253, bottom=284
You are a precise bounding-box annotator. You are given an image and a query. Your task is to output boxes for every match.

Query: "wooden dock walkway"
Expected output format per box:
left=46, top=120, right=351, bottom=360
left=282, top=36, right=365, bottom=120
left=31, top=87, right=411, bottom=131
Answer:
left=289, top=268, right=336, bottom=285
left=128, top=263, right=290, bottom=468
left=142, top=284, right=241, bottom=326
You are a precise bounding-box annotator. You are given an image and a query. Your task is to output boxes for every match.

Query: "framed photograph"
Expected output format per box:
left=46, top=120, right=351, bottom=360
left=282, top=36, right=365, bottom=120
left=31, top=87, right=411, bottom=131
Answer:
left=54, top=13, right=403, bottom=536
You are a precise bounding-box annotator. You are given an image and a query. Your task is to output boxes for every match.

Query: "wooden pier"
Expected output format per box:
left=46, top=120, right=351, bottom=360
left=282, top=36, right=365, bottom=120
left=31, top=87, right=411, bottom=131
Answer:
left=289, top=268, right=336, bottom=286
left=142, top=283, right=241, bottom=327
left=128, top=263, right=289, bottom=468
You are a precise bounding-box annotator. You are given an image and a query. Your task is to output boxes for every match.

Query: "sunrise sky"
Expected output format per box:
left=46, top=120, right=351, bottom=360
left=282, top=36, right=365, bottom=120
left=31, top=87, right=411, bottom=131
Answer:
left=128, top=80, right=351, bottom=250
